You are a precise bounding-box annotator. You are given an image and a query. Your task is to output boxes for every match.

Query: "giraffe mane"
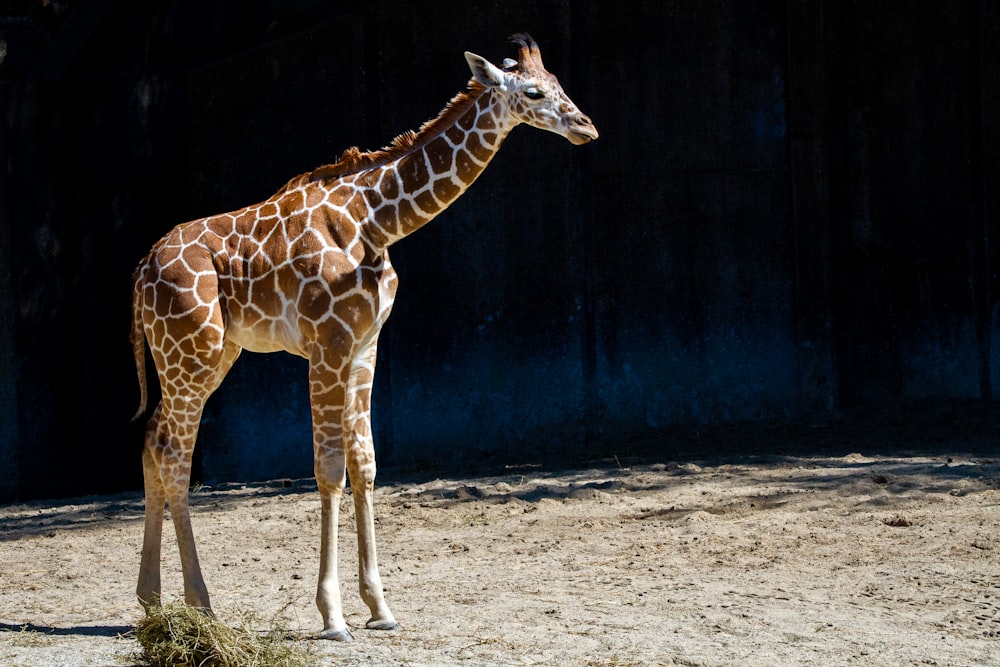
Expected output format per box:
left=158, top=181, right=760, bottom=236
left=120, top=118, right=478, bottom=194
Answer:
left=281, top=79, right=489, bottom=190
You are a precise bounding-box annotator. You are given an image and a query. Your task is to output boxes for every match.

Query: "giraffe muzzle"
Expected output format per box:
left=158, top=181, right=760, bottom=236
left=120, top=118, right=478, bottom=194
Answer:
left=568, top=116, right=599, bottom=145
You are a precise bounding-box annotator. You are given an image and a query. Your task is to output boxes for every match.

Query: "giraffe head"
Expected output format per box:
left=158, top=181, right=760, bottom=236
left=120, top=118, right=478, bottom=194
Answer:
left=464, top=33, right=599, bottom=146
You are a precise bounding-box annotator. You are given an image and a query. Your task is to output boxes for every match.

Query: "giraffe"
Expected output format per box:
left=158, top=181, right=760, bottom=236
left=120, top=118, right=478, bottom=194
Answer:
left=129, top=33, right=597, bottom=641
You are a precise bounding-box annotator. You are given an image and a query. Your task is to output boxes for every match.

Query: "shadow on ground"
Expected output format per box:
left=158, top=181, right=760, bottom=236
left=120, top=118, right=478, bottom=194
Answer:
left=1, top=399, right=997, bottom=537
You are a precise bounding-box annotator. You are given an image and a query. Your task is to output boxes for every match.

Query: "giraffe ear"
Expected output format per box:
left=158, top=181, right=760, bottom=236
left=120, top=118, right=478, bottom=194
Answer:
left=464, top=52, right=507, bottom=91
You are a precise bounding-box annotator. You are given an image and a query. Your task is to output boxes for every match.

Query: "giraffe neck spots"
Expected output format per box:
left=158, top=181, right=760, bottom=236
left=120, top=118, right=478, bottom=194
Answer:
left=363, top=91, right=513, bottom=244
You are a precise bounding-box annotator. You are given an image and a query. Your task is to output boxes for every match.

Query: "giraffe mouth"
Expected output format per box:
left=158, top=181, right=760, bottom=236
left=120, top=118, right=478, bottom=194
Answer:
left=566, top=112, right=599, bottom=145
left=568, top=128, right=598, bottom=145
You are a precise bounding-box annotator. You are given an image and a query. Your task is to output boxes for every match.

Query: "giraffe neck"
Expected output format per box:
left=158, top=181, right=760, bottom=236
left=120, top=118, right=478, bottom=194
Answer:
left=356, top=88, right=515, bottom=247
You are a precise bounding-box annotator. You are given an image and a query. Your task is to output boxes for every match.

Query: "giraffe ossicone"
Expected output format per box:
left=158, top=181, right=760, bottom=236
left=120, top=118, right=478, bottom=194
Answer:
left=129, top=32, right=597, bottom=641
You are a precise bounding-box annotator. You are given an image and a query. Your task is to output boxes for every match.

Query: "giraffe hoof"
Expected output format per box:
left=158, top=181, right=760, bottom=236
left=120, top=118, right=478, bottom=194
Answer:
left=366, top=618, right=400, bottom=631
left=319, top=627, right=355, bottom=642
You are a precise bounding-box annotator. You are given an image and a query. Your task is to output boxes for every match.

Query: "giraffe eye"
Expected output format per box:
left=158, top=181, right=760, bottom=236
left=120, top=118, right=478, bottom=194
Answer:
left=524, top=87, right=545, bottom=100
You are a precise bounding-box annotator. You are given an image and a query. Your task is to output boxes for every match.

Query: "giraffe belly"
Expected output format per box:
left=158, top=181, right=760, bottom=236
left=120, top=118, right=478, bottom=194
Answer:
left=226, top=317, right=306, bottom=357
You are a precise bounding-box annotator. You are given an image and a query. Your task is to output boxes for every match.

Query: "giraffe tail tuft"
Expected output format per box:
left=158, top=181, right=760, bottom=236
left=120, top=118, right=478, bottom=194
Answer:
left=130, top=267, right=148, bottom=423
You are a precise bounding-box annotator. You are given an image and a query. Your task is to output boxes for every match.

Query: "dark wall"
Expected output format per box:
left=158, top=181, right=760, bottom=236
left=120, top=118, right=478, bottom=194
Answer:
left=1, top=0, right=997, bottom=500
left=834, top=2, right=998, bottom=405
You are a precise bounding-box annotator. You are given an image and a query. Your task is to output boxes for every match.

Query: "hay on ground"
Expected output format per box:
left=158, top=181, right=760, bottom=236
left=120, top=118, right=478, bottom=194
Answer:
left=133, top=602, right=310, bottom=667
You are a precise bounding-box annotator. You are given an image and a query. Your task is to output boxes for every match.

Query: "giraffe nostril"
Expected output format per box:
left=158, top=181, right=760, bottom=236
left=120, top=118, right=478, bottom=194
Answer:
left=576, top=114, right=593, bottom=127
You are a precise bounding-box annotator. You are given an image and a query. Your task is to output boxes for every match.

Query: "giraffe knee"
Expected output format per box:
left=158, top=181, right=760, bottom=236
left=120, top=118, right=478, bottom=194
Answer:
left=315, top=450, right=347, bottom=495
left=347, top=447, right=377, bottom=489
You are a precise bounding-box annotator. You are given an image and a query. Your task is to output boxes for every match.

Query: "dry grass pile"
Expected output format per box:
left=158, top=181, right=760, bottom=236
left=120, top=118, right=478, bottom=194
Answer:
left=133, top=603, right=311, bottom=667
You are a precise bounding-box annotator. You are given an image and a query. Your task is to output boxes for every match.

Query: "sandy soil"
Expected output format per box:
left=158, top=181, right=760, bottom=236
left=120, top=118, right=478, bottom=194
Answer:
left=1, top=440, right=998, bottom=666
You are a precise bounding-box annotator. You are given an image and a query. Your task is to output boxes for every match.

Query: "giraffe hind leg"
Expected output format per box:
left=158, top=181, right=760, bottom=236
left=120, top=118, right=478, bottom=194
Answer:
left=137, top=409, right=166, bottom=609
left=138, top=395, right=213, bottom=611
left=136, top=339, right=241, bottom=614
left=167, top=342, right=241, bottom=611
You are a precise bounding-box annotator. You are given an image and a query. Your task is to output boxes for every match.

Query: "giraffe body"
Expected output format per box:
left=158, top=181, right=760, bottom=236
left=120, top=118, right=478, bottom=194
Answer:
left=130, top=34, right=596, bottom=640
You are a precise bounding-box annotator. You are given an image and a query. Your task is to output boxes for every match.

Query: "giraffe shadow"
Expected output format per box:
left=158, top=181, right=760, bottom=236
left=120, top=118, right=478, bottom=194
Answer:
left=0, top=621, right=134, bottom=638
left=0, top=493, right=145, bottom=539
left=0, top=478, right=314, bottom=539
left=0, top=622, right=141, bottom=667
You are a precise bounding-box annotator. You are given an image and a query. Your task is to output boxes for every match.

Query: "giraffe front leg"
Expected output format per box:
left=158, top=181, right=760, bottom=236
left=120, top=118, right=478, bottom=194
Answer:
left=350, top=466, right=398, bottom=631
left=315, top=449, right=353, bottom=641
left=345, top=381, right=397, bottom=632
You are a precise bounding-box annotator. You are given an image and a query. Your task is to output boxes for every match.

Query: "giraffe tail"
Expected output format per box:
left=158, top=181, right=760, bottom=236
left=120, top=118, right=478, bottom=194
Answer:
left=129, top=266, right=149, bottom=423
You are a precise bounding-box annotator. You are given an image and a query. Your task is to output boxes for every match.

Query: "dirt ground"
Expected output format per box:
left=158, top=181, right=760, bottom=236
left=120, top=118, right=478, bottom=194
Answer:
left=2, top=415, right=999, bottom=666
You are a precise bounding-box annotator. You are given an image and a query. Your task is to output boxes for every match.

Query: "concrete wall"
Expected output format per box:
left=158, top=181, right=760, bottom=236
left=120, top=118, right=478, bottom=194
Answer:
left=1, top=0, right=997, bottom=500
